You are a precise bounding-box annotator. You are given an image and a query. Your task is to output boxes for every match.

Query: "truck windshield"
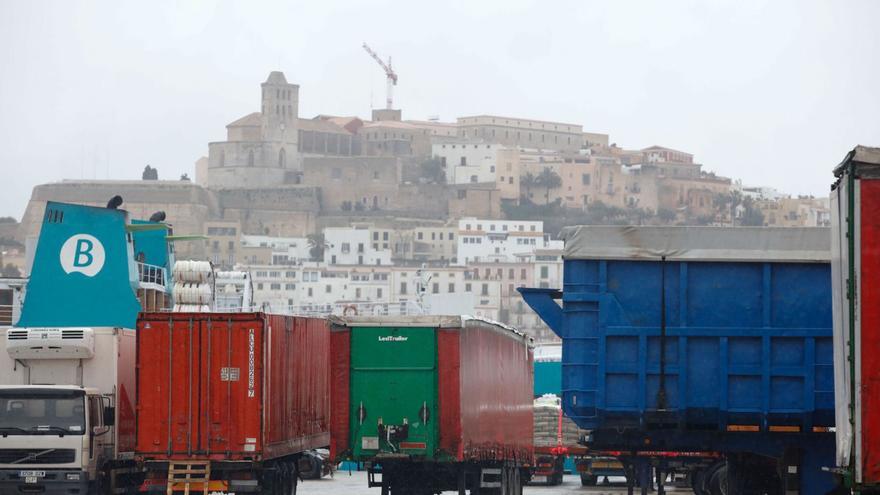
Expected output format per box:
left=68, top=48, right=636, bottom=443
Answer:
left=0, top=389, right=86, bottom=435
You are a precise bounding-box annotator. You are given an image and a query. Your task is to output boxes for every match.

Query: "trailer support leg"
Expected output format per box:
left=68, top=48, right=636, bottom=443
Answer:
left=625, top=463, right=636, bottom=495
left=637, top=461, right=651, bottom=495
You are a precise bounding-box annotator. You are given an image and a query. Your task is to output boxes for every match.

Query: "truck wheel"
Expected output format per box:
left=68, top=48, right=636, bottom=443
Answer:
left=580, top=473, right=597, bottom=486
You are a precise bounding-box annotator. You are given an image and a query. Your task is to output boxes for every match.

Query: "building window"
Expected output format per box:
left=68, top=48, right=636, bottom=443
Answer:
left=449, top=233, right=454, bottom=240
left=257, top=283, right=264, bottom=290
left=270, top=283, right=281, bottom=290
left=308, top=288, right=313, bottom=297
left=356, top=288, right=362, bottom=298
left=325, top=285, right=331, bottom=293
left=433, top=283, right=440, bottom=294
left=521, top=268, right=527, bottom=279
left=400, top=282, right=408, bottom=294
left=278, top=148, right=286, bottom=167
left=481, top=283, right=489, bottom=296
left=285, top=283, right=295, bottom=290
left=465, top=283, right=472, bottom=292
left=541, top=266, right=549, bottom=279
left=418, top=232, right=423, bottom=240
left=248, top=150, right=255, bottom=167
left=582, top=173, right=591, bottom=185
left=377, top=288, right=383, bottom=298
left=383, top=232, right=389, bottom=241
left=508, top=268, right=514, bottom=278
left=448, top=283, right=455, bottom=292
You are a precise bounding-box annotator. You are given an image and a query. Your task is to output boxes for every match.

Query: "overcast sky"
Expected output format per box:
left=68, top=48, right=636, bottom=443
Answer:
left=1, top=0, right=878, bottom=219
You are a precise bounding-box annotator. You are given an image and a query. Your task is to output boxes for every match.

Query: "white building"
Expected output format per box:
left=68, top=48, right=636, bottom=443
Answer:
left=324, top=227, right=392, bottom=266
left=456, top=218, right=563, bottom=265
left=432, top=141, right=507, bottom=184
left=241, top=235, right=311, bottom=265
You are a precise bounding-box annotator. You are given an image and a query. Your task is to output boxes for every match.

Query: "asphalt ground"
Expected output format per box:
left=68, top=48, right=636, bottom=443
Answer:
left=298, top=471, right=690, bottom=494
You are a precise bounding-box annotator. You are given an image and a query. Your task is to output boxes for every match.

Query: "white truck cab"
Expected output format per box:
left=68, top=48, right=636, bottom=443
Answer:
left=0, top=385, right=114, bottom=494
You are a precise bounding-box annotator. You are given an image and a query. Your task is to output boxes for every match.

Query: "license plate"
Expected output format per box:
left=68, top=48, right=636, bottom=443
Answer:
left=19, top=471, right=45, bottom=478
left=531, top=475, right=547, bottom=483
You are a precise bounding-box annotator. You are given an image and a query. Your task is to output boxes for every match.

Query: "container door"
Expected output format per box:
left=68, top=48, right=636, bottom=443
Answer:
left=350, top=327, right=437, bottom=458
left=136, top=317, right=200, bottom=456
left=199, top=318, right=263, bottom=456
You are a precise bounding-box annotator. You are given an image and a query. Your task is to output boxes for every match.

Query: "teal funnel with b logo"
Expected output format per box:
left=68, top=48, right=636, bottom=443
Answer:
left=17, top=201, right=143, bottom=329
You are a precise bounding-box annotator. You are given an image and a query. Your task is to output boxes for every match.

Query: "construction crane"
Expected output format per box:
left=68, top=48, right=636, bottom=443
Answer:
left=362, top=42, right=398, bottom=110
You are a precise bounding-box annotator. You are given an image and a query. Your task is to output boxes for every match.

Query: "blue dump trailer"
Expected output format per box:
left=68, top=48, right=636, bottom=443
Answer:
left=520, top=226, right=837, bottom=495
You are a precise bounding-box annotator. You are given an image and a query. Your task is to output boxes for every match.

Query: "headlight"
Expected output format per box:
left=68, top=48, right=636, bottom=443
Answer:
left=66, top=473, right=81, bottom=481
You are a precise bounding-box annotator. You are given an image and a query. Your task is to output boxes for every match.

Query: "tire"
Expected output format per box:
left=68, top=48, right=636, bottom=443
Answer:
left=707, top=463, right=728, bottom=495
left=580, top=474, right=597, bottom=486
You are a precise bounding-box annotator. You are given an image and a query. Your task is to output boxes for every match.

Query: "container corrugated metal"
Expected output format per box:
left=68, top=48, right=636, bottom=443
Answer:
left=832, top=145, right=880, bottom=486
left=522, top=226, right=834, bottom=433
left=135, top=312, right=330, bottom=461
left=329, top=315, right=533, bottom=464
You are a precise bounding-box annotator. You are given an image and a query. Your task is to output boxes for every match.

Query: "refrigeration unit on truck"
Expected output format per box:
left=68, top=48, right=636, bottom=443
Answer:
left=330, top=315, right=534, bottom=495
left=135, top=312, right=331, bottom=494
left=831, top=145, right=880, bottom=492
left=520, top=225, right=837, bottom=495
left=0, top=200, right=174, bottom=494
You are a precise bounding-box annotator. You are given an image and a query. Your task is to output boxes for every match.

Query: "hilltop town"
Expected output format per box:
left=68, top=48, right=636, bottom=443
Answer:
left=0, top=71, right=831, bottom=341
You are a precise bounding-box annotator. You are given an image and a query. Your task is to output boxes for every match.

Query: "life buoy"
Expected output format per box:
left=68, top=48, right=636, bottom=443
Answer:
left=343, top=304, right=358, bottom=316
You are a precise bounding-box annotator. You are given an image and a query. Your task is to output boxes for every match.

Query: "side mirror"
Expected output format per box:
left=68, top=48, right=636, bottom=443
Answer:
left=103, top=406, right=115, bottom=427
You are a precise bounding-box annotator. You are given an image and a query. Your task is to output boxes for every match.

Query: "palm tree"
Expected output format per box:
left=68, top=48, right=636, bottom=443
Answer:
left=521, top=172, right=537, bottom=201
left=307, top=234, right=326, bottom=261
left=536, top=168, right=562, bottom=205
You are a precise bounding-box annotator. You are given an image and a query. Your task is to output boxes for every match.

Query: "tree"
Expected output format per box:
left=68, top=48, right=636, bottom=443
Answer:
left=535, top=168, right=562, bottom=205
left=180, top=173, right=190, bottom=181
left=521, top=172, right=537, bottom=201
left=740, top=197, right=765, bottom=226
left=419, top=158, right=446, bottom=184
left=657, top=208, right=677, bottom=224
left=307, top=234, right=326, bottom=261
left=142, top=165, right=158, bottom=180
left=714, top=191, right=744, bottom=226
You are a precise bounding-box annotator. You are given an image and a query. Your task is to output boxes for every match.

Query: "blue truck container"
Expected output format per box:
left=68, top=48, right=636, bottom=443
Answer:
left=520, top=226, right=837, bottom=495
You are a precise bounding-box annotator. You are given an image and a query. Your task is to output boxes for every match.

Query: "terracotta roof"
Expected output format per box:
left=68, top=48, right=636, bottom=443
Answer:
left=297, top=118, right=352, bottom=135
left=227, top=112, right=261, bottom=127
left=361, top=120, right=421, bottom=130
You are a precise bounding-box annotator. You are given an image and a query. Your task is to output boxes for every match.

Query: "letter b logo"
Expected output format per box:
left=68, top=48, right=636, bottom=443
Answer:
left=60, top=234, right=106, bottom=277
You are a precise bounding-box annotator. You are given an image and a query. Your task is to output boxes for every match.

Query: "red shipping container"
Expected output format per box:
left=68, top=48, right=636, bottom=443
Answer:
left=135, top=313, right=330, bottom=462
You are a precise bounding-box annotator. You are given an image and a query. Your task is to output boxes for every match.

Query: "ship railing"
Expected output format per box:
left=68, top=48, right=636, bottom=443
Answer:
left=137, top=262, right=167, bottom=291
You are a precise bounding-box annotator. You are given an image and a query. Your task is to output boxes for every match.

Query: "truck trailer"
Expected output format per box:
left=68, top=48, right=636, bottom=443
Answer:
left=831, top=145, right=880, bottom=492
left=520, top=225, right=837, bottom=495
left=135, top=312, right=330, bottom=494
left=329, top=315, right=534, bottom=495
